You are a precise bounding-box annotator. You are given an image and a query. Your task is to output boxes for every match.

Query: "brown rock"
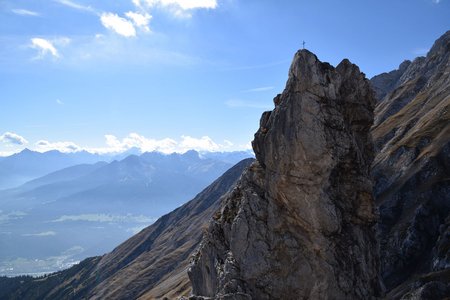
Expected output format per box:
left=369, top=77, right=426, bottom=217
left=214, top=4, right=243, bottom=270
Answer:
left=189, top=50, right=382, bottom=299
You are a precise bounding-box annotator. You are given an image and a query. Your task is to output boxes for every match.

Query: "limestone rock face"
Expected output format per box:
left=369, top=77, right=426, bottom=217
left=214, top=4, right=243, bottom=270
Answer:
left=188, top=50, right=382, bottom=299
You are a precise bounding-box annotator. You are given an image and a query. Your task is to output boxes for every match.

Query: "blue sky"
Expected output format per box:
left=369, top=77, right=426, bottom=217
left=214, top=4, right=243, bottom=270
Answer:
left=0, top=0, right=448, bottom=155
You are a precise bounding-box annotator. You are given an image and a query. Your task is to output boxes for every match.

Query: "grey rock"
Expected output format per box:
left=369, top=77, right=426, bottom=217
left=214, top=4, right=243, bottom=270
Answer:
left=373, top=30, right=450, bottom=126
left=189, top=50, right=382, bottom=299
left=370, top=60, right=411, bottom=101
left=371, top=30, right=450, bottom=296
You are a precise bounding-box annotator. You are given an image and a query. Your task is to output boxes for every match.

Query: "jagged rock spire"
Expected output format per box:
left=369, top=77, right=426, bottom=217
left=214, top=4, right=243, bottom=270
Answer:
left=189, top=50, right=382, bottom=299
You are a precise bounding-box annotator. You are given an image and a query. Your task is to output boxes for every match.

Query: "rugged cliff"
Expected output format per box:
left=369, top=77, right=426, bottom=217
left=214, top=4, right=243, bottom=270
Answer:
left=188, top=50, right=382, bottom=299
left=371, top=30, right=450, bottom=299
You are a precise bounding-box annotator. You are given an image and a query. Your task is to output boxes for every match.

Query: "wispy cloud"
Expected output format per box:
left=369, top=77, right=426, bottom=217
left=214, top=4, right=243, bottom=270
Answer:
left=133, top=0, right=217, bottom=18
left=0, top=132, right=28, bottom=145
left=90, top=133, right=233, bottom=154
left=11, top=9, right=40, bottom=17
left=225, top=99, right=272, bottom=109
left=0, top=211, right=27, bottom=224
left=100, top=13, right=137, bottom=37
left=125, top=11, right=152, bottom=32
left=432, top=0, right=441, bottom=3
left=22, top=231, right=56, bottom=237
left=35, top=140, right=81, bottom=153
left=242, top=86, right=274, bottom=93
left=56, top=99, right=64, bottom=105
left=30, top=38, right=59, bottom=58
left=53, top=0, right=95, bottom=13
left=5, top=133, right=244, bottom=155
left=51, top=213, right=156, bottom=223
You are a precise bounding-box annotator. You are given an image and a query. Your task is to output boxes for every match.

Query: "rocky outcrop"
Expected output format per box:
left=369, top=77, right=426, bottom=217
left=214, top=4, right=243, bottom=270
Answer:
left=373, top=31, right=450, bottom=126
left=371, top=30, right=450, bottom=298
left=188, top=50, right=382, bottom=299
left=0, top=158, right=253, bottom=300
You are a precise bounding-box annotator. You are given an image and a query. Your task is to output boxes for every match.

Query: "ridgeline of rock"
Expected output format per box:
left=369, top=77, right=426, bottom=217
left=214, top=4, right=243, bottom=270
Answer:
left=371, top=30, right=450, bottom=299
left=0, top=158, right=254, bottom=300
left=370, top=60, right=411, bottom=101
left=188, top=50, right=382, bottom=299
left=373, top=31, right=450, bottom=127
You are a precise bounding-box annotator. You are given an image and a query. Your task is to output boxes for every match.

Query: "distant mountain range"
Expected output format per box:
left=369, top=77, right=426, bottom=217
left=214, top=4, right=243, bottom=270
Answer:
left=0, top=149, right=116, bottom=190
left=0, top=149, right=252, bottom=276
left=0, top=149, right=253, bottom=190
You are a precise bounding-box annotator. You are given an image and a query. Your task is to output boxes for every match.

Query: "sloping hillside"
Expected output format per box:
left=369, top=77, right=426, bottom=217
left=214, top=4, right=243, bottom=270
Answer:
left=371, top=30, right=450, bottom=298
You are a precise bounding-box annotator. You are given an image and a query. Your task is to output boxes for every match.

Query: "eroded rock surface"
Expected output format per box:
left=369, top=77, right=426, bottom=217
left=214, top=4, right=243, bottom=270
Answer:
left=188, top=50, right=382, bottom=299
left=371, top=30, right=450, bottom=298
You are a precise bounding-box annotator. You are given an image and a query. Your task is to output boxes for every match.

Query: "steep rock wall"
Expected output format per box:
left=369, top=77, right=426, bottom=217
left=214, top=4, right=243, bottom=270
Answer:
left=189, top=50, right=382, bottom=299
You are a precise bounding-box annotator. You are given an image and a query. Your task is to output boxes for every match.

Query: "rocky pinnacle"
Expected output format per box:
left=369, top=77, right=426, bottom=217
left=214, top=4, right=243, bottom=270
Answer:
left=188, top=50, right=382, bottom=299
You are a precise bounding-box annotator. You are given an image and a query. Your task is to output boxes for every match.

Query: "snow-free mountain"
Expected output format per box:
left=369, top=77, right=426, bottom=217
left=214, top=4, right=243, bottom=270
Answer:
left=0, top=149, right=252, bottom=276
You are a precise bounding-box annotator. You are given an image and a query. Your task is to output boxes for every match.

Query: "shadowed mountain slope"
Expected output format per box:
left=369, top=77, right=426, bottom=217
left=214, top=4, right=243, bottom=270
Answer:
left=371, top=30, right=450, bottom=299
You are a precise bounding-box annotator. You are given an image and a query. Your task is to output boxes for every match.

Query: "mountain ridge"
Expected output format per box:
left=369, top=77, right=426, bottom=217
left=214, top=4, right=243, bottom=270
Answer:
left=370, top=30, right=450, bottom=299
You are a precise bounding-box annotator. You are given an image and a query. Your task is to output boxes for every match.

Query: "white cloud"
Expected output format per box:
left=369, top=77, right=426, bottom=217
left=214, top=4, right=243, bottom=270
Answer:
left=12, top=9, right=40, bottom=16
left=142, top=0, right=217, bottom=10
left=125, top=11, right=152, bottom=32
left=56, top=99, right=64, bottom=105
left=179, top=135, right=220, bottom=152
left=54, top=0, right=95, bottom=12
left=433, top=0, right=441, bottom=3
left=30, top=38, right=59, bottom=58
left=225, top=99, right=272, bottom=109
left=35, top=140, right=81, bottom=153
left=101, top=13, right=136, bottom=37
left=0, top=150, right=20, bottom=157
left=0, top=211, right=27, bottom=224
left=51, top=213, right=155, bottom=223
left=134, top=0, right=217, bottom=18
left=90, top=133, right=233, bottom=154
left=22, top=231, right=56, bottom=237
left=53, top=37, right=71, bottom=47
left=2, top=133, right=246, bottom=155
left=97, top=133, right=177, bottom=154
left=242, top=86, right=274, bottom=93
left=0, top=132, right=28, bottom=145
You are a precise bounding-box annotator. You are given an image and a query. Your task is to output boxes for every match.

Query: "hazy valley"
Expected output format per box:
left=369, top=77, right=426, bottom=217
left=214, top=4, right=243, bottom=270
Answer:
left=0, top=150, right=252, bottom=276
